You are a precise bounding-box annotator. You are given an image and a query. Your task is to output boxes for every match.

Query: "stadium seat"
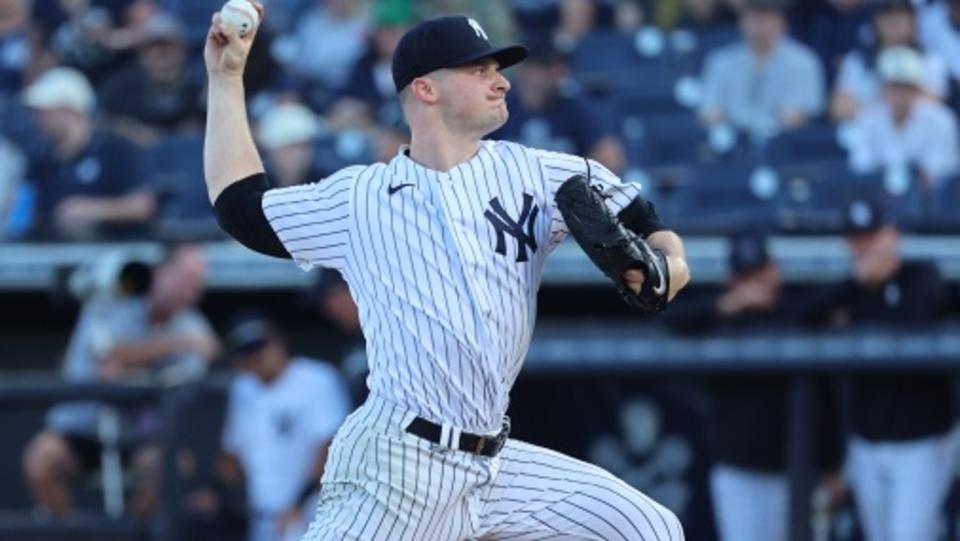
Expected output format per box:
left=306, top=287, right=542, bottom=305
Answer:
left=654, top=162, right=776, bottom=233
left=143, top=134, right=221, bottom=239
left=763, top=122, right=848, bottom=165
left=570, top=30, right=643, bottom=76
left=159, top=0, right=225, bottom=46
left=921, top=174, right=960, bottom=232
left=772, top=161, right=927, bottom=233
left=619, top=110, right=754, bottom=167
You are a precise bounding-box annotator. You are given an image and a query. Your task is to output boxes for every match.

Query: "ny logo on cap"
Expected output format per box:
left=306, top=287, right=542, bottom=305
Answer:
left=467, top=18, right=488, bottom=41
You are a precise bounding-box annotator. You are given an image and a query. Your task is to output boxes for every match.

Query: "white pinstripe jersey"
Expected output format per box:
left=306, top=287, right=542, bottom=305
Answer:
left=263, top=140, right=641, bottom=434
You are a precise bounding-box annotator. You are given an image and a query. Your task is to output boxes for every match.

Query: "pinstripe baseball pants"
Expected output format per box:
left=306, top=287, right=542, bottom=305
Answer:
left=302, top=394, right=684, bottom=540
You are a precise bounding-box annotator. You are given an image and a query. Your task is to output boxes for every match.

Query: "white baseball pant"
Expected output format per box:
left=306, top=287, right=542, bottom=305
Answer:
left=301, top=394, right=684, bottom=540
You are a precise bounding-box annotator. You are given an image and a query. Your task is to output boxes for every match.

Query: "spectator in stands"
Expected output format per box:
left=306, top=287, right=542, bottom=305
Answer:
left=30, top=0, right=157, bottom=86
left=675, top=0, right=738, bottom=32
left=256, top=102, right=323, bottom=188
left=0, top=0, right=31, bottom=99
left=664, top=234, right=844, bottom=541
left=417, top=0, right=518, bottom=45
left=21, top=243, right=219, bottom=518
left=491, top=40, right=627, bottom=172
left=216, top=315, right=352, bottom=541
left=831, top=0, right=948, bottom=122
left=919, top=0, right=960, bottom=100
left=508, top=0, right=632, bottom=47
left=328, top=5, right=411, bottom=131
left=22, top=67, right=155, bottom=239
left=98, top=11, right=204, bottom=147
left=283, top=0, right=369, bottom=93
left=804, top=197, right=953, bottom=541
left=845, top=46, right=960, bottom=190
left=699, top=0, right=825, bottom=140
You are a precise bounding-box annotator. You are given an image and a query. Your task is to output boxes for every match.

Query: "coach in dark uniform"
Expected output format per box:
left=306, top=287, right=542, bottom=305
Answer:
left=805, top=197, right=954, bottom=541
left=666, top=233, right=843, bottom=541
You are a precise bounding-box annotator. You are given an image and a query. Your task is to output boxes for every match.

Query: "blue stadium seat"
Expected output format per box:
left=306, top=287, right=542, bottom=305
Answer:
left=653, top=163, right=776, bottom=233
left=763, top=123, right=847, bottom=165
left=570, top=31, right=643, bottom=75
left=921, top=174, right=960, bottom=232
left=619, top=110, right=751, bottom=167
left=772, top=161, right=928, bottom=233
left=143, top=134, right=221, bottom=239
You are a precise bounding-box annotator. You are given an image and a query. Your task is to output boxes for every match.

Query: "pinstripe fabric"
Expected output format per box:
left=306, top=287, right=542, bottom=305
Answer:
left=262, top=140, right=681, bottom=540
left=262, top=141, right=640, bottom=435
left=302, top=394, right=683, bottom=540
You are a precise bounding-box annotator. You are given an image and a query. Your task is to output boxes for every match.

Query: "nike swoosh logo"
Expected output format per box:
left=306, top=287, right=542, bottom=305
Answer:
left=388, top=183, right=414, bottom=195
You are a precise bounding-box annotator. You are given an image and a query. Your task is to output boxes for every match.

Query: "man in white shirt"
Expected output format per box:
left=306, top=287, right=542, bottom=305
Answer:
left=846, top=46, right=960, bottom=190
left=219, top=316, right=352, bottom=541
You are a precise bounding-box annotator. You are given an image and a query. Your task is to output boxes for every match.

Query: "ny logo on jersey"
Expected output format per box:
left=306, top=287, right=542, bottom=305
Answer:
left=467, top=18, right=488, bottom=41
left=484, top=193, right=539, bottom=262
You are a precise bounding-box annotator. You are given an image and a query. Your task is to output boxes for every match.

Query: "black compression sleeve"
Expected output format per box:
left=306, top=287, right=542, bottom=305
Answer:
left=618, top=196, right=666, bottom=238
left=213, top=173, right=291, bottom=259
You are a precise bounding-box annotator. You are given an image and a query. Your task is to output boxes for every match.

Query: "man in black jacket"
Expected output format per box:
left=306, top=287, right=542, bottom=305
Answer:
left=666, top=233, right=844, bottom=541
left=807, top=197, right=954, bottom=541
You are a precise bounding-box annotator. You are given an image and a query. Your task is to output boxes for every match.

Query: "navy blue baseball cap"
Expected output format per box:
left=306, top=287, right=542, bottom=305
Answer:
left=224, top=315, right=278, bottom=357
left=729, top=234, right=772, bottom=275
left=391, top=15, right=528, bottom=93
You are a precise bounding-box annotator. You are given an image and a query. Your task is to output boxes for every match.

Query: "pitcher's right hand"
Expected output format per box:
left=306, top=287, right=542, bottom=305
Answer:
left=204, top=1, right=264, bottom=78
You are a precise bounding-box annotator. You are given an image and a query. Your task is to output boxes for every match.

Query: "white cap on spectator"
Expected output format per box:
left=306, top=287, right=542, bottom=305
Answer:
left=257, top=103, right=321, bottom=150
left=877, top=46, right=925, bottom=88
left=22, top=67, right=95, bottom=113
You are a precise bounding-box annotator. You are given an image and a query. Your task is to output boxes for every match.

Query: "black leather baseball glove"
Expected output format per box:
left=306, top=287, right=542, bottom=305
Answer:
left=555, top=174, right=669, bottom=314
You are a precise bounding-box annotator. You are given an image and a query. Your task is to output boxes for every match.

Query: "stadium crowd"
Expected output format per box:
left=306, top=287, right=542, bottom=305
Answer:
left=0, top=0, right=959, bottom=241
left=1, top=0, right=960, bottom=540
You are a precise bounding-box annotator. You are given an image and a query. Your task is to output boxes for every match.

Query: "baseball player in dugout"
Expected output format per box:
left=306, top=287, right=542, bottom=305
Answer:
left=204, top=2, right=690, bottom=539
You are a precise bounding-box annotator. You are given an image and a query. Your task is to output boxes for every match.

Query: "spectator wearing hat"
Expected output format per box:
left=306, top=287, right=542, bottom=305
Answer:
left=805, top=197, right=953, bottom=541
left=256, top=102, right=324, bottom=188
left=845, top=46, right=960, bottom=190
left=21, top=66, right=154, bottom=239
left=324, top=4, right=412, bottom=165
left=831, top=0, right=948, bottom=122
left=665, top=234, right=844, bottom=541
left=328, top=4, right=412, bottom=131
left=490, top=40, right=626, bottom=172
left=97, top=11, right=205, bottom=147
left=216, top=315, right=352, bottom=541
left=699, top=0, right=825, bottom=140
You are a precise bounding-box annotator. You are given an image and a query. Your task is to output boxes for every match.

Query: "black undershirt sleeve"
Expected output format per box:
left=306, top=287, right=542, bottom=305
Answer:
left=582, top=156, right=667, bottom=238
left=617, top=196, right=667, bottom=238
left=212, top=173, right=291, bottom=259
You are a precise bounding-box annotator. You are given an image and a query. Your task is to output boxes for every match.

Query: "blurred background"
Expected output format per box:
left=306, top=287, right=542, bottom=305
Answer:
left=1, top=0, right=960, bottom=540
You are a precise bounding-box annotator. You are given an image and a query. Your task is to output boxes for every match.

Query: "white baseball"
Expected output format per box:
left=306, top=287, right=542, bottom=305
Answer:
left=219, top=0, right=259, bottom=37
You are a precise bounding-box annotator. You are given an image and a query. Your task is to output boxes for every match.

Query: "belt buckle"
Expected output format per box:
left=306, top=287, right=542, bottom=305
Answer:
left=474, top=437, right=485, bottom=454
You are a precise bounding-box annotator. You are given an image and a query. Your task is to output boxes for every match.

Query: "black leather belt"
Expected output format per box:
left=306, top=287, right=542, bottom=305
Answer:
left=405, top=416, right=510, bottom=457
